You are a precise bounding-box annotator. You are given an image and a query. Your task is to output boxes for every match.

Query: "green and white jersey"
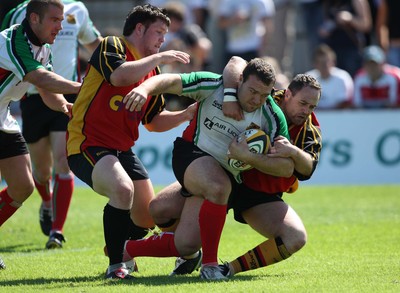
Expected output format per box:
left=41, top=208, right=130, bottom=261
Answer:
left=2, top=0, right=101, bottom=91
left=179, top=71, right=289, bottom=182
left=0, top=21, right=52, bottom=132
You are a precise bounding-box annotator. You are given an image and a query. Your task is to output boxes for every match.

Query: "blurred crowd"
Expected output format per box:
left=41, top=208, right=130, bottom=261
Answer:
left=2, top=0, right=400, bottom=111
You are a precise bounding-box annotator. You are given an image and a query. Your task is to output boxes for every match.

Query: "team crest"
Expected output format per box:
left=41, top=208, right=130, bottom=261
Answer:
left=66, top=14, right=76, bottom=24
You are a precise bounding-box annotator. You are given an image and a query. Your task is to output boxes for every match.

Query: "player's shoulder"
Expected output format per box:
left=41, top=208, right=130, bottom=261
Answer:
left=63, top=0, right=89, bottom=14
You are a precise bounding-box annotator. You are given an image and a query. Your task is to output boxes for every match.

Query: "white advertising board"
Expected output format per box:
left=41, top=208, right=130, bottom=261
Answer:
left=133, top=109, right=400, bottom=186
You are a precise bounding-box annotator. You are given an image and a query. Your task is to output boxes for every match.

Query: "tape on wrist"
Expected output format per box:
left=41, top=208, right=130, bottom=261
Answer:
left=223, top=88, right=238, bottom=102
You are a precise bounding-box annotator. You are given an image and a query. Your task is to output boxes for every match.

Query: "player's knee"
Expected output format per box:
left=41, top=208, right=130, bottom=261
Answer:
left=203, top=181, right=230, bottom=204
left=284, top=229, right=307, bottom=254
left=112, top=182, right=134, bottom=206
left=9, top=179, right=35, bottom=203
left=176, top=239, right=201, bottom=256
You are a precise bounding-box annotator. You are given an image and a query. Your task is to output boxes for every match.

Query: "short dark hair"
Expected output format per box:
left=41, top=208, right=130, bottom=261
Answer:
left=123, top=4, right=170, bottom=37
left=26, top=0, right=63, bottom=21
left=242, top=58, right=276, bottom=87
left=288, top=74, right=321, bottom=96
left=313, top=44, right=336, bottom=63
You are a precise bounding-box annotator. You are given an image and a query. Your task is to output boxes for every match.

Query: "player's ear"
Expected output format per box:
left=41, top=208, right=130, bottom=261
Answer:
left=135, top=23, right=145, bottom=37
left=29, top=12, right=40, bottom=25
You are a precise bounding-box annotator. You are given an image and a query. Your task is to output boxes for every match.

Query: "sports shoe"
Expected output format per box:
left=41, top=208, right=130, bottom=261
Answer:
left=170, top=250, right=202, bottom=276
left=105, top=263, right=134, bottom=280
left=200, top=265, right=228, bottom=281
left=105, top=245, right=139, bottom=273
left=39, top=203, right=52, bottom=236
left=0, top=256, right=6, bottom=269
left=45, top=232, right=66, bottom=249
left=218, top=262, right=233, bottom=277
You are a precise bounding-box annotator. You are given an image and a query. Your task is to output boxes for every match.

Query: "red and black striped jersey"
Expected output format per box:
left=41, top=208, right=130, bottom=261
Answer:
left=241, top=89, right=322, bottom=194
left=67, top=36, right=165, bottom=155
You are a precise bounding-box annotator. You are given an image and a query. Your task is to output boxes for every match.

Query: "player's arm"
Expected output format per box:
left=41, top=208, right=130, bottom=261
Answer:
left=24, top=68, right=81, bottom=94
left=145, top=102, right=197, bottom=132
left=37, top=88, right=72, bottom=117
left=228, top=135, right=294, bottom=177
left=110, top=50, right=190, bottom=87
left=123, top=73, right=183, bottom=112
left=270, top=136, right=314, bottom=176
left=222, top=56, right=247, bottom=121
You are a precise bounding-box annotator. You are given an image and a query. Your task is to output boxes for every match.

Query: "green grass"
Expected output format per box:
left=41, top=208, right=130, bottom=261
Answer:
left=1, top=185, right=399, bottom=292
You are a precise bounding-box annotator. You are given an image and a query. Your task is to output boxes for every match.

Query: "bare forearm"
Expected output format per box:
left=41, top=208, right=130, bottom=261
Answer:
left=246, top=154, right=294, bottom=177
left=111, top=54, right=163, bottom=86
left=145, top=109, right=191, bottom=132
left=37, top=88, right=70, bottom=115
left=290, top=148, right=315, bottom=177
left=25, top=69, right=81, bottom=94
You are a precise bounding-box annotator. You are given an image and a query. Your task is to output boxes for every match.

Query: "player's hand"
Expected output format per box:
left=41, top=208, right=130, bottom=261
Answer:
left=62, top=102, right=73, bottom=118
left=222, top=101, right=244, bottom=121
left=183, top=102, right=197, bottom=121
left=268, top=135, right=296, bottom=158
left=123, top=86, right=148, bottom=112
left=227, top=133, right=249, bottom=160
left=159, top=50, right=190, bottom=65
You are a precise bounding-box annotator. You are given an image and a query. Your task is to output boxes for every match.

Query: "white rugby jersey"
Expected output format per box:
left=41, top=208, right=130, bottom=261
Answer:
left=179, top=71, right=289, bottom=181
left=4, top=0, right=100, bottom=92
left=0, top=22, right=52, bottom=132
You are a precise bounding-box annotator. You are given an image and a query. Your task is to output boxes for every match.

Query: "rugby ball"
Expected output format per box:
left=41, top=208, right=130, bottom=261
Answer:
left=227, top=129, right=270, bottom=171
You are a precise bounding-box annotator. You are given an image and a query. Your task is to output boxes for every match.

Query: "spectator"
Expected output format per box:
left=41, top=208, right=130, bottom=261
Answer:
left=319, top=0, right=372, bottom=77
left=2, top=0, right=102, bottom=250
left=376, top=0, right=400, bottom=68
left=353, top=45, right=400, bottom=108
left=218, top=0, right=275, bottom=65
left=147, top=0, right=208, bottom=28
left=306, top=44, right=353, bottom=109
left=162, top=1, right=212, bottom=72
left=299, top=0, right=324, bottom=63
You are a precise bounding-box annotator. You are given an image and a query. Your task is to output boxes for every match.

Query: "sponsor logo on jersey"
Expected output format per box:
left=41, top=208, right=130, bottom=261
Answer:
left=66, top=14, right=76, bottom=24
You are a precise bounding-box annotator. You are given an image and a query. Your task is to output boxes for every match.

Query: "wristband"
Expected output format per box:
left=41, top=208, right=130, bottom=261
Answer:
left=223, top=88, right=238, bottom=102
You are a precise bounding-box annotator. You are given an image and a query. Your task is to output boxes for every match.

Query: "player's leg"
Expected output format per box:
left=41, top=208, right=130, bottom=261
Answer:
left=45, top=131, right=74, bottom=248
left=0, top=154, right=34, bottom=226
left=149, top=181, right=203, bottom=275
left=183, top=156, right=231, bottom=280
left=91, top=154, right=135, bottom=279
left=28, top=137, right=53, bottom=203
left=149, top=181, right=185, bottom=232
left=124, top=195, right=202, bottom=260
left=21, top=95, right=54, bottom=236
left=224, top=201, right=307, bottom=276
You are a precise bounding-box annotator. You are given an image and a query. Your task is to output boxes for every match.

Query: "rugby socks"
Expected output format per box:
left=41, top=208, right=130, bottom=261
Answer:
left=51, top=174, right=74, bottom=232
left=103, top=204, right=132, bottom=265
left=229, top=237, right=291, bottom=274
left=0, top=188, right=22, bottom=227
left=126, top=221, right=150, bottom=240
left=33, top=176, right=52, bottom=205
left=199, top=200, right=227, bottom=266
left=124, top=232, right=179, bottom=258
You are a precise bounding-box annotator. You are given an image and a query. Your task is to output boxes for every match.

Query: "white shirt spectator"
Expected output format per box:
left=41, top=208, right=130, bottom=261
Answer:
left=307, top=67, right=354, bottom=109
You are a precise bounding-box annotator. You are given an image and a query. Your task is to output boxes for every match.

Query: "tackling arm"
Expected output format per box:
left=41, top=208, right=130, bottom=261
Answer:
left=222, top=56, right=247, bottom=120
left=37, top=88, right=72, bottom=117
left=24, top=68, right=81, bottom=94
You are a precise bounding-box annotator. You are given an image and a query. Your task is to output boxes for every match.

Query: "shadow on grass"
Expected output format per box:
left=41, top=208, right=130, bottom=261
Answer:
left=0, top=273, right=262, bottom=287
left=0, top=244, right=44, bottom=253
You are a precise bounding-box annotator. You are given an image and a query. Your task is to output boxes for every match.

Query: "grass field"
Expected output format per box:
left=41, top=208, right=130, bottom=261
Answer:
left=0, top=185, right=399, bottom=292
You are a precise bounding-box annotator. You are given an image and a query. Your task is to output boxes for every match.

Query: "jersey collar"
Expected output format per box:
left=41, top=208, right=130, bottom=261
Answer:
left=22, top=18, right=43, bottom=47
